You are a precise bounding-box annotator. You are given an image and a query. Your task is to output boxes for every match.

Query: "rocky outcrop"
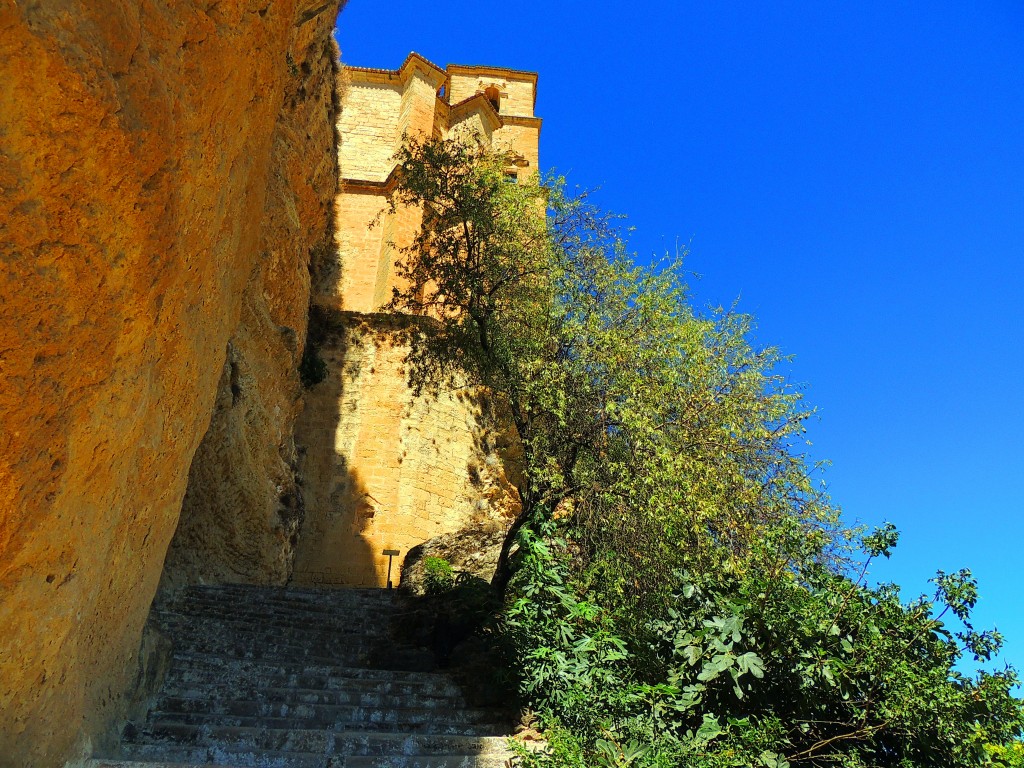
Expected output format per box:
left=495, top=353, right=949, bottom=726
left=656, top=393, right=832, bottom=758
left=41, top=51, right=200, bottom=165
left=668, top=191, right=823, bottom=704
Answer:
left=400, top=526, right=509, bottom=598
left=158, top=15, right=342, bottom=593
left=0, top=2, right=341, bottom=765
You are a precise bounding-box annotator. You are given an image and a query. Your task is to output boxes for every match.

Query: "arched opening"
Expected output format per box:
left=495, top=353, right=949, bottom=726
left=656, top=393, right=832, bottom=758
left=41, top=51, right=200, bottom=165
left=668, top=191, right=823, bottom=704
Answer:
left=484, top=85, right=501, bottom=113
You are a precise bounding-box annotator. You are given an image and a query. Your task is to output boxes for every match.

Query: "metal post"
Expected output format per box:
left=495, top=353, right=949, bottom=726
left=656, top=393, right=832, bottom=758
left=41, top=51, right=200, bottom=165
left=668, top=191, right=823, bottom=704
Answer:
left=383, top=548, right=400, bottom=590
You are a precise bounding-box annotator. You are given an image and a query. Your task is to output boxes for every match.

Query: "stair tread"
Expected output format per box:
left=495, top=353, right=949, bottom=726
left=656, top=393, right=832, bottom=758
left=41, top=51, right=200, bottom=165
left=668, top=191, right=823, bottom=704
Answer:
left=164, top=653, right=451, bottom=681
left=120, top=727, right=514, bottom=753
left=150, top=701, right=493, bottom=719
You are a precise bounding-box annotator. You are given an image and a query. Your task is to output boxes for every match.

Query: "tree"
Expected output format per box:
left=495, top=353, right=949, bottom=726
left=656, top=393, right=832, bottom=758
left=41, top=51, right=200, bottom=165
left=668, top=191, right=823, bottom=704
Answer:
left=504, top=519, right=1024, bottom=768
left=384, top=134, right=1023, bottom=766
left=385, top=135, right=839, bottom=599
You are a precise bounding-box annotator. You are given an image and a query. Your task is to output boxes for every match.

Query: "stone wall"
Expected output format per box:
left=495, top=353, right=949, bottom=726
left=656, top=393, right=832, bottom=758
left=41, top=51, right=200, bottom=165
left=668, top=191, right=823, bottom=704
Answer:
left=0, top=2, right=341, bottom=765
left=327, top=57, right=541, bottom=316
left=292, top=311, right=522, bottom=588
left=337, top=81, right=403, bottom=182
left=447, top=68, right=537, bottom=117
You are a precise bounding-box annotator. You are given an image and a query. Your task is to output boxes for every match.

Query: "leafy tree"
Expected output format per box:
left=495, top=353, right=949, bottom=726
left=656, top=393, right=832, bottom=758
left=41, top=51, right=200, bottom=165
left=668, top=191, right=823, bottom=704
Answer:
left=384, top=136, right=840, bottom=598
left=505, top=521, right=1023, bottom=767
left=383, top=134, right=1023, bottom=766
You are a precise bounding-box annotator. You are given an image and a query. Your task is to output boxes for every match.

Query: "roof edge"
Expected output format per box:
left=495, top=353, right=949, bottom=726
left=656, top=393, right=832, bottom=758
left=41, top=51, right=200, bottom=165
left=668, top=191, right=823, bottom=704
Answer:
left=344, top=51, right=446, bottom=86
left=448, top=93, right=503, bottom=131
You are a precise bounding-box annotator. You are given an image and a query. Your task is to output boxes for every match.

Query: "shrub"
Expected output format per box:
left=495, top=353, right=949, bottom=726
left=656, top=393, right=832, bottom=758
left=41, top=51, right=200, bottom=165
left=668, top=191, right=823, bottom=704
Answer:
left=502, top=521, right=1024, bottom=768
left=422, top=556, right=455, bottom=595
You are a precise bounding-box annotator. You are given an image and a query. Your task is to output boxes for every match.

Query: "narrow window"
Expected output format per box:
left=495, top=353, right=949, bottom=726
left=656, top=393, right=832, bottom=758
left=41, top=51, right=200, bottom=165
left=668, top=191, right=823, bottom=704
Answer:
left=484, top=86, right=501, bottom=113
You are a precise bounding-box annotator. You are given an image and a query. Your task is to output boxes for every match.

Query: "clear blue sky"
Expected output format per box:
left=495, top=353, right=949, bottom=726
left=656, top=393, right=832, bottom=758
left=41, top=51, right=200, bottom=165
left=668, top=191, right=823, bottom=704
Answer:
left=335, top=2, right=1024, bottom=677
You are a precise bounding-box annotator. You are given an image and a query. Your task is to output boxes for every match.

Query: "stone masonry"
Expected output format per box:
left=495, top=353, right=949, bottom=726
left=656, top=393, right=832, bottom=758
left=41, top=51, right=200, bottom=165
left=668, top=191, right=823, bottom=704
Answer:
left=319, top=53, right=542, bottom=312
left=292, top=311, right=524, bottom=589
left=294, top=54, right=540, bottom=588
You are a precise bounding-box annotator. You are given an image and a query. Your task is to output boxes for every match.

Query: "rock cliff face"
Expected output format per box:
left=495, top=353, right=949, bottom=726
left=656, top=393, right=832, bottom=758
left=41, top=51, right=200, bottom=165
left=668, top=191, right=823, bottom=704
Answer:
left=158, top=12, right=342, bottom=593
left=0, top=2, right=342, bottom=765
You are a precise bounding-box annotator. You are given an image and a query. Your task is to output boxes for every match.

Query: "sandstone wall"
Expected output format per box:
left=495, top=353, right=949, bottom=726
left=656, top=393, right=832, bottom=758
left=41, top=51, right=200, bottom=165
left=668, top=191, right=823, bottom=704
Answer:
left=447, top=70, right=537, bottom=117
left=0, top=2, right=341, bottom=765
left=292, top=311, right=522, bottom=588
left=337, top=81, right=403, bottom=182
left=327, top=58, right=541, bottom=316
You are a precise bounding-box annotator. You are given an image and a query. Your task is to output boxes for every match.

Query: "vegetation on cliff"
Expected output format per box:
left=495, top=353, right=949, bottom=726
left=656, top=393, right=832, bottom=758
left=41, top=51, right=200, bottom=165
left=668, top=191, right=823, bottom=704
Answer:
left=385, top=136, right=1024, bottom=767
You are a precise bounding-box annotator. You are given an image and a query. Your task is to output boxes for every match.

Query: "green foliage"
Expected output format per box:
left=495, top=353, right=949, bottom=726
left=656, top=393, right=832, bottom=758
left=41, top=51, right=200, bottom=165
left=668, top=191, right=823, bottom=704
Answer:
left=421, top=556, right=455, bottom=595
left=387, top=135, right=842, bottom=595
left=386, top=134, right=1023, bottom=767
left=987, top=741, right=1024, bottom=767
left=504, top=526, right=633, bottom=739
left=504, top=522, right=1024, bottom=767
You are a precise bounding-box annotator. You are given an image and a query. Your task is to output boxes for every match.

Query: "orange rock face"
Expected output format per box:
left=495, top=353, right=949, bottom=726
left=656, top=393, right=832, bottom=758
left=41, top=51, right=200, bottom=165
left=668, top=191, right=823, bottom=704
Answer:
left=0, top=2, right=341, bottom=765
left=159, top=13, right=342, bottom=594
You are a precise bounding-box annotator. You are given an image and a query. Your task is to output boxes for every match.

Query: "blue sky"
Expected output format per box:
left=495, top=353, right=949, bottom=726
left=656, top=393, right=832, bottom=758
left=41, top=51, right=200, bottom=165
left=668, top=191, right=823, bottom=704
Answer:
left=335, top=2, right=1024, bottom=676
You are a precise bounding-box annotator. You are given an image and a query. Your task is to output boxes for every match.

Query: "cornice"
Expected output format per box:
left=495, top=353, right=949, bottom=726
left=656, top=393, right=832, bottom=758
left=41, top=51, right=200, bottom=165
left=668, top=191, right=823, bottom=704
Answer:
left=345, top=51, right=446, bottom=89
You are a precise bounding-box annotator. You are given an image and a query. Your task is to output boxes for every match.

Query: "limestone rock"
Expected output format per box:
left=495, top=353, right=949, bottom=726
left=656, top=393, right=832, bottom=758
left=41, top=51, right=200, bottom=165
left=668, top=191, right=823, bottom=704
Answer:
left=0, top=2, right=342, bottom=765
left=159, top=11, right=341, bottom=594
left=400, top=526, right=509, bottom=598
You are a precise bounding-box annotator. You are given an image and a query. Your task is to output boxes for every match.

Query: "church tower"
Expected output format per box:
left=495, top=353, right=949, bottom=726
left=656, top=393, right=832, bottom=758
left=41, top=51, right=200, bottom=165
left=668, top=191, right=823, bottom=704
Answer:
left=293, top=54, right=537, bottom=587
left=322, top=53, right=541, bottom=312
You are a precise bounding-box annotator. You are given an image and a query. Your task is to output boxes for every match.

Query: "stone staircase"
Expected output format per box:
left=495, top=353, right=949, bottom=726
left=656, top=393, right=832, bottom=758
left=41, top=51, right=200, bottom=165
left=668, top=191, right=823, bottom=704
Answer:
left=88, top=584, right=517, bottom=768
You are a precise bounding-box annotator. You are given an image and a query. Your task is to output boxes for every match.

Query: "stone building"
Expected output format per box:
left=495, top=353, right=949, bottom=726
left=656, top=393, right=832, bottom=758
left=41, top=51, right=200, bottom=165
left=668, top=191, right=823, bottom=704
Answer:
left=292, top=54, right=540, bottom=587
left=321, top=52, right=541, bottom=311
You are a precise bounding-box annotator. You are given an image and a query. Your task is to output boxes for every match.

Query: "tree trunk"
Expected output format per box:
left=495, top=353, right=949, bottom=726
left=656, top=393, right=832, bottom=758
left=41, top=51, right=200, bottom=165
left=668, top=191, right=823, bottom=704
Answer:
left=490, top=506, right=534, bottom=597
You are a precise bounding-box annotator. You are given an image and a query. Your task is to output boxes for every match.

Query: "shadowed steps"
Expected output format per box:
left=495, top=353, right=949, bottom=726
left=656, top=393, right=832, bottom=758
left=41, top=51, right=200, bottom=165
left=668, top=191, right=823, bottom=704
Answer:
left=89, top=584, right=516, bottom=768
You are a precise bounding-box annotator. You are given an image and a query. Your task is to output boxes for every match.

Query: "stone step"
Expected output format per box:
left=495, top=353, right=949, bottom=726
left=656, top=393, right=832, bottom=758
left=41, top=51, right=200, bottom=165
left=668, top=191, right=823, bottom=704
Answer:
left=162, top=647, right=434, bottom=672
left=157, top=603, right=395, bottom=621
left=154, top=688, right=465, bottom=712
left=165, top=641, right=384, bottom=663
left=154, top=614, right=394, bottom=637
left=156, top=612, right=393, bottom=634
left=140, top=712, right=506, bottom=737
left=167, top=589, right=398, bottom=613
left=156, top=618, right=392, bottom=638
left=99, top=749, right=513, bottom=768
left=164, top=598, right=401, bottom=615
left=119, top=728, right=514, bottom=757
left=179, top=585, right=391, bottom=599
left=162, top=678, right=462, bottom=703
left=343, top=758, right=512, bottom=768
left=163, top=654, right=453, bottom=687
left=146, top=700, right=505, bottom=729
left=109, top=745, right=337, bottom=767
left=160, top=604, right=396, bottom=621
left=163, top=639, right=387, bottom=658
left=182, top=585, right=390, bottom=597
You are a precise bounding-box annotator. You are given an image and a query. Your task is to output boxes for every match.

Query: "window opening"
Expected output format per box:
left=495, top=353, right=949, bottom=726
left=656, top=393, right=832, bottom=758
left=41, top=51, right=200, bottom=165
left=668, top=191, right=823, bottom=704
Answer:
left=484, top=86, right=501, bottom=113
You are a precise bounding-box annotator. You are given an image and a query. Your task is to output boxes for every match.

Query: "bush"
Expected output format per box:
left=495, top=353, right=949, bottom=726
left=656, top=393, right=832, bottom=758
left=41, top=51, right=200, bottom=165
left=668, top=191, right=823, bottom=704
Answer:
left=422, top=556, right=455, bottom=595
left=501, top=522, right=1024, bottom=768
